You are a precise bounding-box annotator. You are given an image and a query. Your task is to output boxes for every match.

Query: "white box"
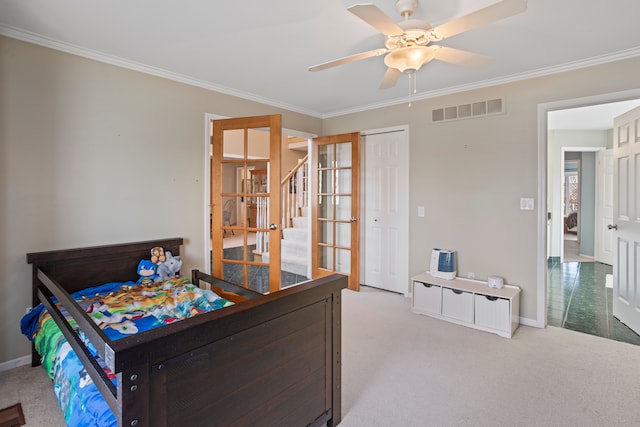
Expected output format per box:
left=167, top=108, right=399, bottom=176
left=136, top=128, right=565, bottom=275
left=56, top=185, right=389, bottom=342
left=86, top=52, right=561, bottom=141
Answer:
left=474, top=294, right=510, bottom=332
left=442, top=287, right=473, bottom=323
left=412, top=281, right=442, bottom=315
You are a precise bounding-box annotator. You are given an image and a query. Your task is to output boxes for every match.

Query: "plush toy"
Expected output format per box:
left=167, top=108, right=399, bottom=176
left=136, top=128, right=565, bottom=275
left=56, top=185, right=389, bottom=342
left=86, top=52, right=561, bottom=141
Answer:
left=155, top=251, right=182, bottom=282
left=150, top=246, right=166, bottom=264
left=136, top=260, right=158, bottom=285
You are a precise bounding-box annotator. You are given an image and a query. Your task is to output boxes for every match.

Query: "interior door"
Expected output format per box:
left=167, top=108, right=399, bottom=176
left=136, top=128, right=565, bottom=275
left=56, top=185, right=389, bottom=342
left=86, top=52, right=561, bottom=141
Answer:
left=595, top=149, right=614, bottom=265
left=312, top=132, right=360, bottom=291
left=612, top=106, right=640, bottom=334
left=211, top=115, right=281, bottom=293
left=361, top=129, right=409, bottom=295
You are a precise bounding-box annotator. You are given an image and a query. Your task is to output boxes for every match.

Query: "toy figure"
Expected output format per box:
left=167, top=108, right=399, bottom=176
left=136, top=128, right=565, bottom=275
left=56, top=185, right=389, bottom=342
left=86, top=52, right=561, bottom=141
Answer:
left=150, top=246, right=166, bottom=264
left=136, top=259, right=158, bottom=285
left=155, top=251, right=182, bottom=282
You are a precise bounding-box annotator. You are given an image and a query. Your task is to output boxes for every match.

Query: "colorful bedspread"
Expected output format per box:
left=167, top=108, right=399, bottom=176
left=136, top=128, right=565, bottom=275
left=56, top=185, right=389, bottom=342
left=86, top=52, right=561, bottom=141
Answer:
left=20, top=276, right=233, bottom=427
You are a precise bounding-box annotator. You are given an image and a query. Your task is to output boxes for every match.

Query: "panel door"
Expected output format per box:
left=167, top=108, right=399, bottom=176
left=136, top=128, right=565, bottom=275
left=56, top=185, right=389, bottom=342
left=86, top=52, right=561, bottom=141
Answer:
left=595, top=149, right=614, bottom=265
left=361, top=129, right=409, bottom=295
left=612, top=106, right=640, bottom=334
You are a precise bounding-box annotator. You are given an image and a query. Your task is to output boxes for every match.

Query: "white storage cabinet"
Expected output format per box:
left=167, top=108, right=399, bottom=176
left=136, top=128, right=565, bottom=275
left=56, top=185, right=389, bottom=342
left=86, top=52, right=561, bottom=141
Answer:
left=411, top=273, right=520, bottom=338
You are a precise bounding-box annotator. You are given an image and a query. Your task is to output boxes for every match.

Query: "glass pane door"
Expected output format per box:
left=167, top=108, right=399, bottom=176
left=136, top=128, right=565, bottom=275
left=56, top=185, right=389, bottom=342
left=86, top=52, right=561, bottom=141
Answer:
left=312, top=132, right=360, bottom=291
left=212, top=115, right=281, bottom=293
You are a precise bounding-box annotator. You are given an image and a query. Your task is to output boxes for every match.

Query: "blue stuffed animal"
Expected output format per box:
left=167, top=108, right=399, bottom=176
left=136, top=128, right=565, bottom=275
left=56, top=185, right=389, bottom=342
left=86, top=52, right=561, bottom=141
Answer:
left=136, top=259, right=158, bottom=285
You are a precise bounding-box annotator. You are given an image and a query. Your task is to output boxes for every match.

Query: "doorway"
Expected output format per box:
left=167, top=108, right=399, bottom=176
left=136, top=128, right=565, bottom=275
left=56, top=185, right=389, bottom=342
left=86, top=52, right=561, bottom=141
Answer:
left=540, top=92, right=640, bottom=345
left=205, top=114, right=363, bottom=292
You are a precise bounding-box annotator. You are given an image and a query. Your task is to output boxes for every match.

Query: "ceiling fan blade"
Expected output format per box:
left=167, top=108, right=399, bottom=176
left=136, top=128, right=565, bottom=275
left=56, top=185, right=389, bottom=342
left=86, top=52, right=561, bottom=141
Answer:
left=433, top=46, right=492, bottom=68
left=379, top=67, right=402, bottom=89
left=430, top=0, right=527, bottom=40
left=309, top=48, right=388, bottom=72
left=348, top=4, right=405, bottom=36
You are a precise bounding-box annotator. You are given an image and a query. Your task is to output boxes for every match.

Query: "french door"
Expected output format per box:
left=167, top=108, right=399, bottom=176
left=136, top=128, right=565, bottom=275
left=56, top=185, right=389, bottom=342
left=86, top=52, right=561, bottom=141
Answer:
left=312, top=132, right=360, bottom=291
left=211, top=115, right=281, bottom=293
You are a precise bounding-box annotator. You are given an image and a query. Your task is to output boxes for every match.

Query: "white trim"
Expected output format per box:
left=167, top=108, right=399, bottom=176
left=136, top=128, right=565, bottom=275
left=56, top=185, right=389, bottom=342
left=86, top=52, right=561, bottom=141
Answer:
left=204, top=113, right=227, bottom=273
left=0, top=24, right=322, bottom=119
left=0, top=355, right=30, bottom=373
left=324, top=47, right=640, bottom=119
left=536, top=88, right=640, bottom=329
left=3, top=24, right=640, bottom=119
left=518, top=317, right=538, bottom=328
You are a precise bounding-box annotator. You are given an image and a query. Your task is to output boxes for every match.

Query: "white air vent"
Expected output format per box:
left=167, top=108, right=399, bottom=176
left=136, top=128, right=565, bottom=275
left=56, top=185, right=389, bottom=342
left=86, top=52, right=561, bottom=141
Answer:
left=432, top=97, right=504, bottom=123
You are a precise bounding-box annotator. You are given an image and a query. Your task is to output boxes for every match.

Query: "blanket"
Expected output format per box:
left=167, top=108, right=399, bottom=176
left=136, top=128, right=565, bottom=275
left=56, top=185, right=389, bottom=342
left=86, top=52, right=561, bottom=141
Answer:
left=21, top=276, right=233, bottom=427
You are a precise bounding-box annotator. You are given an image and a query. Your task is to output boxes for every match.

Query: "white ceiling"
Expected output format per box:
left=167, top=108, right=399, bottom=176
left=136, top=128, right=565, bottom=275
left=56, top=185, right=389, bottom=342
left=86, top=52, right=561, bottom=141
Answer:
left=1, top=0, right=640, bottom=118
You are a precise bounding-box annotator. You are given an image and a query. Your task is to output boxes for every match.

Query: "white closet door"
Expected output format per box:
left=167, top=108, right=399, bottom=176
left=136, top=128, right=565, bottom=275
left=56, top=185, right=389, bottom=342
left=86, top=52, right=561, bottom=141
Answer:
left=362, top=128, right=409, bottom=295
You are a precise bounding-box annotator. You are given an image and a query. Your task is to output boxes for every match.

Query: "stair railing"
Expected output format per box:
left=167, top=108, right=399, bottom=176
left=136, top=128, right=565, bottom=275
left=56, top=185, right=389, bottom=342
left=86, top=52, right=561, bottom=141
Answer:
left=281, top=155, right=309, bottom=235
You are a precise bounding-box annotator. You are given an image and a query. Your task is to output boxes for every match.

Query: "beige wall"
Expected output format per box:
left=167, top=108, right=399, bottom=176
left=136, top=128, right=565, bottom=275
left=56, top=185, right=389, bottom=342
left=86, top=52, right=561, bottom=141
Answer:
left=322, top=56, right=640, bottom=324
left=0, top=36, right=321, bottom=364
left=3, top=33, right=640, bottom=365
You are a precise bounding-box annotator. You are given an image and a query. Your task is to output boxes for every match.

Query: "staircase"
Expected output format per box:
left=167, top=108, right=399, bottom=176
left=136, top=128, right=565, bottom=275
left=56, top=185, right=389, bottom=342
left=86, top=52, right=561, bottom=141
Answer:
left=278, top=206, right=309, bottom=276
left=262, top=156, right=310, bottom=278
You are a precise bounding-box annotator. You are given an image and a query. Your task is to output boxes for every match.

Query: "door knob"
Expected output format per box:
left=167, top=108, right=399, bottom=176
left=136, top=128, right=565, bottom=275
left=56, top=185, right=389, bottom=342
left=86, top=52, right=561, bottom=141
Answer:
left=269, top=224, right=278, bottom=230
left=350, top=217, right=357, bottom=222
left=608, top=224, right=618, bottom=230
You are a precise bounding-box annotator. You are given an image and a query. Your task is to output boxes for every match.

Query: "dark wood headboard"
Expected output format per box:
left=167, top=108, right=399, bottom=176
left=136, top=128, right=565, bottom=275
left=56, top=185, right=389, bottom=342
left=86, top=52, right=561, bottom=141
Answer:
left=26, top=238, right=183, bottom=295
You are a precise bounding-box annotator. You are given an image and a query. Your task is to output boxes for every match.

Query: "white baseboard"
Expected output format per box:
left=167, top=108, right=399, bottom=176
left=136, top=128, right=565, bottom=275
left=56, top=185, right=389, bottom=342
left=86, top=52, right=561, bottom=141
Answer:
left=519, top=316, right=544, bottom=328
left=0, top=355, right=30, bottom=373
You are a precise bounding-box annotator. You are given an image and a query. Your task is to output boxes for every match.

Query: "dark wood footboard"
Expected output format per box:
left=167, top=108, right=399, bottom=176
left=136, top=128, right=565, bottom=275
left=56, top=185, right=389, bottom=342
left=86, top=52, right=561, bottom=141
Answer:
left=27, top=238, right=346, bottom=427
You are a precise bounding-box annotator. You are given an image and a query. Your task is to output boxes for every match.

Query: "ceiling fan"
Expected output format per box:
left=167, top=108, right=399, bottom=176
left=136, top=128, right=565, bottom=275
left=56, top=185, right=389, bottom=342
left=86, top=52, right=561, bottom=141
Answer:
left=309, top=0, right=528, bottom=90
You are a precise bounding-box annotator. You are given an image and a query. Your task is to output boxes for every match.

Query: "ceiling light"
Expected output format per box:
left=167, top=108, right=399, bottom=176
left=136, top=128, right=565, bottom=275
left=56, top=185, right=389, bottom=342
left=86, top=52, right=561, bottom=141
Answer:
left=383, top=46, right=435, bottom=73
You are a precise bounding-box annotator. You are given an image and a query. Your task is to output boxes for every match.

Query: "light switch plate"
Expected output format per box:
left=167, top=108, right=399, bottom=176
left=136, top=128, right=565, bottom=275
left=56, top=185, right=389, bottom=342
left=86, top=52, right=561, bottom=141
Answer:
left=520, top=198, right=534, bottom=210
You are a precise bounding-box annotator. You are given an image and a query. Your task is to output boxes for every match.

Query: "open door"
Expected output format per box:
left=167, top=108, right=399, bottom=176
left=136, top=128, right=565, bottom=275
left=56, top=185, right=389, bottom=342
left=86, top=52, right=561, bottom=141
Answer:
left=595, top=149, right=614, bottom=265
left=312, top=132, right=360, bottom=291
left=211, top=115, right=281, bottom=293
left=612, top=106, right=640, bottom=334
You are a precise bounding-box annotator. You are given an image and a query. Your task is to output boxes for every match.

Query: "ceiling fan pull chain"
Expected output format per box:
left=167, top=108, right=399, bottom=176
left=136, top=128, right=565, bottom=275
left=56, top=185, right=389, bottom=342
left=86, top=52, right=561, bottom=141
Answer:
left=408, top=69, right=416, bottom=107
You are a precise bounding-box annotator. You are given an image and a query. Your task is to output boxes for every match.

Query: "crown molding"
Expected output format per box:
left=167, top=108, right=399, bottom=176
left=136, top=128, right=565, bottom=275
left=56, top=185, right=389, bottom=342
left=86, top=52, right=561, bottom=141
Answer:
left=2, top=24, right=639, bottom=120
left=321, top=46, right=640, bottom=118
left=0, top=24, right=324, bottom=119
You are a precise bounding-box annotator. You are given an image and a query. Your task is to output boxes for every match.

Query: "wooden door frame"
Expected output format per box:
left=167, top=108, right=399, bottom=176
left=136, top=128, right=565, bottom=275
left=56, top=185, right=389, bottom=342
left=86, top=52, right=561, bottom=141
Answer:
left=204, top=113, right=317, bottom=280
left=210, top=114, right=282, bottom=292
left=311, top=132, right=361, bottom=291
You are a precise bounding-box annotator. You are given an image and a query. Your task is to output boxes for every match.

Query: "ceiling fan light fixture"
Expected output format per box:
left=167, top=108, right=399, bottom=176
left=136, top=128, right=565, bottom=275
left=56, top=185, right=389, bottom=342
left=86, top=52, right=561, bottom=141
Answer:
left=384, top=46, right=434, bottom=73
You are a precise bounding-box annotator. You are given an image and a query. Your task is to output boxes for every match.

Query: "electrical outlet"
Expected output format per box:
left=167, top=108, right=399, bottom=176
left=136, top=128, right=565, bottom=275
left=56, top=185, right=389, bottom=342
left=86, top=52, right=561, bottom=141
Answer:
left=467, top=272, right=475, bottom=280
left=418, top=206, right=425, bottom=217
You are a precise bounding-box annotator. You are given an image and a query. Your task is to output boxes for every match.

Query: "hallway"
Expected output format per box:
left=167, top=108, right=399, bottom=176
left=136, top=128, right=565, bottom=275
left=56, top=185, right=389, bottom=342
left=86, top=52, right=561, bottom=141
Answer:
left=547, top=260, right=640, bottom=345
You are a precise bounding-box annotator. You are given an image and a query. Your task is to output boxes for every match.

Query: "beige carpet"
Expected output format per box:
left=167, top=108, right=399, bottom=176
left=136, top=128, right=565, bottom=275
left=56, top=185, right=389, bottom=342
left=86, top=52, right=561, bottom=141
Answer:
left=3, top=286, right=640, bottom=426
left=339, top=287, right=640, bottom=426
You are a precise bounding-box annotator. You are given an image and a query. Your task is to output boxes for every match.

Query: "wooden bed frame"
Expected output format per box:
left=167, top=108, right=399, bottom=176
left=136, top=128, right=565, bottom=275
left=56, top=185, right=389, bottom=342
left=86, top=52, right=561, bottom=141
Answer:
left=27, top=238, right=347, bottom=427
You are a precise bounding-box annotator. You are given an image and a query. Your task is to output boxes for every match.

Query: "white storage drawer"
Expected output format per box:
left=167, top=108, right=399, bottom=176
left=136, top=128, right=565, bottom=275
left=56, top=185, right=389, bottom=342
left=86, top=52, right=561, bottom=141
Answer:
left=441, top=287, right=474, bottom=323
left=474, top=294, right=511, bottom=332
left=412, top=281, right=442, bottom=315
left=410, top=273, right=520, bottom=338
